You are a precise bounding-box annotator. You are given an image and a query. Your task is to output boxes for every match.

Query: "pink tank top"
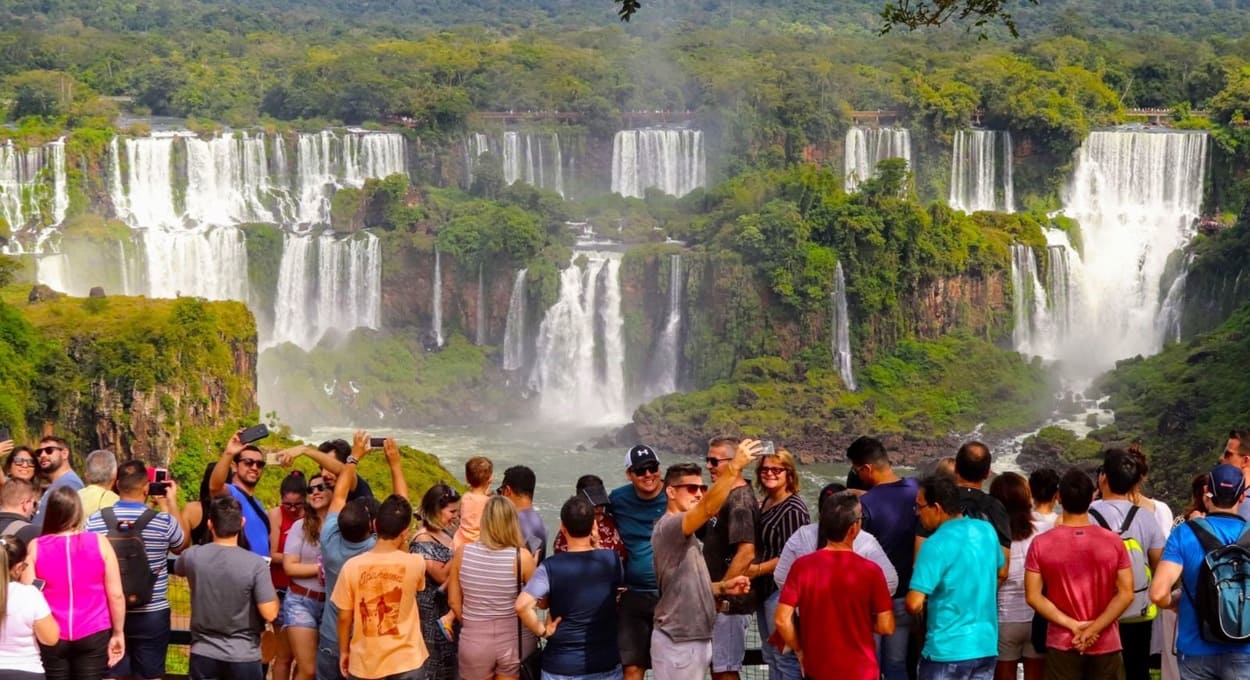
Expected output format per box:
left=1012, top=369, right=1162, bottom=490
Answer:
left=34, top=532, right=112, bottom=640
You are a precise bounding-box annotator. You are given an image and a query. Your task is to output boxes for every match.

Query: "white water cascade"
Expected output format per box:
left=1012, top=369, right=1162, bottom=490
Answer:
left=270, top=232, right=382, bottom=350
left=502, top=269, right=528, bottom=371
left=844, top=126, right=911, bottom=193
left=646, top=254, right=684, bottom=399
left=0, top=138, right=68, bottom=234
left=1051, top=130, right=1209, bottom=374
left=949, top=130, right=1014, bottom=213
left=1009, top=244, right=1051, bottom=357
left=475, top=263, right=487, bottom=345
left=611, top=129, right=706, bottom=199
left=467, top=132, right=565, bottom=197
left=530, top=253, right=628, bottom=423
left=183, top=132, right=276, bottom=225
left=831, top=261, right=857, bottom=391
left=432, top=247, right=444, bottom=348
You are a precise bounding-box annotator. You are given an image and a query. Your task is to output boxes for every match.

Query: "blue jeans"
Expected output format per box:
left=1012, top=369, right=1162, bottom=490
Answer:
left=1179, top=653, right=1250, bottom=680
left=880, top=597, right=913, bottom=680
left=541, top=666, right=623, bottom=680
left=918, top=655, right=995, bottom=680
left=756, top=590, right=802, bottom=680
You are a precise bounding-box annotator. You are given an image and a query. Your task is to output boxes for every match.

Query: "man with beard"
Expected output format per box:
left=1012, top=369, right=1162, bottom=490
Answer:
left=609, top=445, right=668, bottom=680
left=210, top=430, right=272, bottom=558
left=32, top=435, right=84, bottom=528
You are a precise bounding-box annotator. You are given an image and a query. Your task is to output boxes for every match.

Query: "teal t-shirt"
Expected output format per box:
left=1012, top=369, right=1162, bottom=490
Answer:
left=910, top=517, right=1003, bottom=662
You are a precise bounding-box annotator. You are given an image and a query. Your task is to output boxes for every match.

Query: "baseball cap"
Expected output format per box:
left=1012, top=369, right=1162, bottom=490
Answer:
left=625, top=444, right=660, bottom=472
left=581, top=483, right=611, bottom=507
left=1208, top=463, right=1247, bottom=506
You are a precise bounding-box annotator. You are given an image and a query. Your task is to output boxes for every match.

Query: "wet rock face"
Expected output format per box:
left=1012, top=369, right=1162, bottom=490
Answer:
left=28, top=284, right=62, bottom=303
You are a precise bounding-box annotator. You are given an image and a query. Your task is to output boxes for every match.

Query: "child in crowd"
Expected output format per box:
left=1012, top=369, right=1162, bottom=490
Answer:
left=453, top=456, right=493, bottom=549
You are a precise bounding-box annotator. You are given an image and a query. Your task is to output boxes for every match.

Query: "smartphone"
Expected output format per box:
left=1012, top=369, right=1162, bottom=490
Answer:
left=369, top=437, right=386, bottom=448
left=760, top=440, right=775, bottom=457
left=0, top=427, right=10, bottom=442
left=239, top=424, right=270, bottom=444
left=31, top=578, right=46, bottom=591
left=148, top=481, right=169, bottom=497
left=153, top=467, right=169, bottom=483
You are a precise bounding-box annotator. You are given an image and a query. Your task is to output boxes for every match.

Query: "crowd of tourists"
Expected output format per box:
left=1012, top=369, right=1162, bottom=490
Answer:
left=2, top=429, right=1250, bottom=680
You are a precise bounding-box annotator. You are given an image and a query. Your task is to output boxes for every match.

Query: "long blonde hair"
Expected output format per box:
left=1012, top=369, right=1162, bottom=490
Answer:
left=479, top=496, right=525, bottom=550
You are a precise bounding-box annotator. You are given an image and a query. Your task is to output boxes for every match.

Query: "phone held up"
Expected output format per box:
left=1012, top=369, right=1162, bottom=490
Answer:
left=147, top=466, right=170, bottom=497
left=0, top=427, right=10, bottom=443
left=759, top=440, right=775, bottom=457
left=239, top=423, right=269, bottom=445
left=369, top=437, right=386, bottom=449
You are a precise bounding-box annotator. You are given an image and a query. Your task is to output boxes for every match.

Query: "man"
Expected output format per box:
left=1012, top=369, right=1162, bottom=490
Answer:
left=1150, top=463, right=1250, bottom=679
left=516, top=495, right=624, bottom=679
left=934, top=442, right=1012, bottom=560
left=609, top=444, right=669, bottom=680
left=79, top=449, right=120, bottom=522
left=32, top=436, right=84, bottom=527
left=1028, top=467, right=1061, bottom=528
left=1089, top=448, right=1164, bottom=680
left=209, top=433, right=270, bottom=558
left=500, top=465, right=547, bottom=562
left=175, top=495, right=279, bottom=680
left=1026, top=468, right=1134, bottom=680
left=87, top=460, right=190, bottom=680
left=775, top=493, right=895, bottom=680
left=317, top=432, right=406, bottom=680
left=702, top=435, right=758, bottom=680
left=277, top=439, right=374, bottom=501
left=0, top=478, right=40, bottom=543
left=906, top=474, right=1003, bottom=680
left=650, top=439, right=758, bottom=680
left=774, top=485, right=898, bottom=597
left=332, top=494, right=427, bottom=680
left=1221, top=430, right=1250, bottom=521
left=846, top=435, right=920, bottom=680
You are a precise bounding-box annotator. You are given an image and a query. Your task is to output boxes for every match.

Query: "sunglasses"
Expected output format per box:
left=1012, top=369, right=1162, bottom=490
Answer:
left=309, top=482, right=333, bottom=493
left=672, top=483, right=708, bottom=494
left=914, top=502, right=932, bottom=512
left=11, top=457, right=35, bottom=467
left=706, top=457, right=731, bottom=468
left=35, top=446, right=63, bottom=456
left=630, top=463, right=660, bottom=476
left=759, top=466, right=787, bottom=476
left=235, top=457, right=266, bottom=469
left=281, top=502, right=304, bottom=511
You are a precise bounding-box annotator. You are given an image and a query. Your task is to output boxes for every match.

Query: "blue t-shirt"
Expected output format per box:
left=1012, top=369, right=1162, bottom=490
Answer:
left=227, top=484, right=269, bottom=559
left=319, top=511, right=376, bottom=647
left=861, top=477, right=919, bottom=596
left=523, top=549, right=623, bottom=675
left=33, top=470, right=84, bottom=528
left=910, top=517, right=1003, bottom=662
left=1163, top=514, right=1250, bottom=657
left=608, top=483, right=667, bottom=592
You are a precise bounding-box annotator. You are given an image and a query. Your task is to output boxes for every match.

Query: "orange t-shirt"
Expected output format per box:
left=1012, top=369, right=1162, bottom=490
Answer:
left=454, top=491, right=489, bottom=549
left=330, top=549, right=428, bottom=679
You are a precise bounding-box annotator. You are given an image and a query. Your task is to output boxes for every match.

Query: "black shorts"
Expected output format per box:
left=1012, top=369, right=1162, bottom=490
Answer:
left=617, top=589, right=659, bottom=669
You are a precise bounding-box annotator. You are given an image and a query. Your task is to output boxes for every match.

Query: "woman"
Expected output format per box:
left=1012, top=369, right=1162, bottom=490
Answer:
left=989, top=472, right=1045, bottom=680
left=27, top=487, right=125, bottom=680
left=1181, top=472, right=1209, bottom=523
left=0, top=535, right=60, bottom=679
left=1127, top=446, right=1178, bottom=680
left=3, top=448, right=37, bottom=486
left=411, top=483, right=461, bottom=680
left=182, top=462, right=218, bottom=546
left=268, top=471, right=306, bottom=680
left=552, top=475, right=625, bottom=559
left=746, top=448, right=809, bottom=680
left=445, top=496, right=536, bottom=680
left=282, top=473, right=328, bottom=680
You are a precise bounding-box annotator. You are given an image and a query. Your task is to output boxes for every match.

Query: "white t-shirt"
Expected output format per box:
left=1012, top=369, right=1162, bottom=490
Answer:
left=0, top=581, right=52, bottom=673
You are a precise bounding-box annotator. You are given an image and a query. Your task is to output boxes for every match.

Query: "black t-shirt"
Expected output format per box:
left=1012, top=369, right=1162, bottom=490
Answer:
left=917, top=486, right=1012, bottom=548
left=701, top=483, right=759, bottom=615
left=348, top=476, right=374, bottom=502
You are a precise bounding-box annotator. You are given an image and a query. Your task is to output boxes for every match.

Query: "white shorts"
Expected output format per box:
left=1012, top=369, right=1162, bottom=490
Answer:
left=650, top=630, right=712, bottom=680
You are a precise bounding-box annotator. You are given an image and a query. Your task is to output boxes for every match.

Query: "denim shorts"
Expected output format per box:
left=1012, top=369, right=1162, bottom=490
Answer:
left=281, top=591, right=325, bottom=630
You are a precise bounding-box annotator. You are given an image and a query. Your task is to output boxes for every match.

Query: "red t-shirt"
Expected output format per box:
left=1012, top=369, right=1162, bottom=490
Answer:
left=1024, top=524, right=1131, bottom=655
left=778, top=548, right=892, bottom=680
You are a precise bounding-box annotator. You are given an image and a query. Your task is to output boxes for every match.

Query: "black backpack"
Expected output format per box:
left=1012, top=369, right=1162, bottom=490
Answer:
left=101, top=507, right=159, bottom=609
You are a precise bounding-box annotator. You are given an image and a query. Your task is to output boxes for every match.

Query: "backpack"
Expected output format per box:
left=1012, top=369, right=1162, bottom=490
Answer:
left=1090, top=506, right=1157, bottom=623
left=101, top=507, right=159, bottom=609
left=0, top=518, right=29, bottom=537
left=1184, top=517, right=1250, bottom=643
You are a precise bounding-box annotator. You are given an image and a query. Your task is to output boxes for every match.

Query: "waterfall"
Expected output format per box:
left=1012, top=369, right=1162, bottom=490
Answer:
left=475, top=263, right=487, bottom=345
left=844, top=126, right=911, bottom=192
left=271, top=232, right=381, bottom=350
left=611, top=129, right=706, bottom=199
left=646, top=254, right=683, bottom=399
left=1045, top=229, right=1079, bottom=343
left=183, top=132, right=275, bottom=225
left=1156, top=253, right=1195, bottom=344
left=502, top=269, right=528, bottom=371
left=530, top=253, right=628, bottom=423
left=472, top=132, right=565, bottom=197
left=342, top=131, right=407, bottom=188
left=432, top=247, right=444, bottom=348
left=831, top=261, right=857, bottom=391
left=949, top=130, right=1014, bottom=213
left=142, top=226, right=249, bottom=301
left=0, top=138, right=68, bottom=232
left=1053, top=130, right=1209, bottom=374
left=1009, top=244, right=1051, bottom=357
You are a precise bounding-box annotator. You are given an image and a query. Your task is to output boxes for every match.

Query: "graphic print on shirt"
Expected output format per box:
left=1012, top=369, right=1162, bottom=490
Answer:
left=357, top=564, right=404, bottom=637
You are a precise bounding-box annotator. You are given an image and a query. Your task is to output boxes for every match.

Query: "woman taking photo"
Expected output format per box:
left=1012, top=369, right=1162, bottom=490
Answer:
left=410, top=483, right=461, bottom=680
left=27, top=486, right=125, bottom=680
left=3, top=449, right=38, bottom=488
left=747, top=448, right=809, bottom=680
left=444, top=496, right=536, bottom=680
left=0, top=535, right=60, bottom=679
left=282, top=473, right=328, bottom=680
left=269, top=471, right=307, bottom=680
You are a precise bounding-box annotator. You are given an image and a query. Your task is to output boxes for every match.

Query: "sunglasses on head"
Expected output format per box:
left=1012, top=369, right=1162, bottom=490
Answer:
left=234, top=457, right=266, bottom=469
left=630, top=462, right=660, bottom=476
left=35, top=446, right=62, bottom=456
left=671, top=483, right=708, bottom=494
left=441, top=488, right=461, bottom=503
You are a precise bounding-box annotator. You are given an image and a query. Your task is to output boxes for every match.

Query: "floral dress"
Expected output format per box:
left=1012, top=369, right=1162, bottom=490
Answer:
left=410, top=530, right=457, bottom=680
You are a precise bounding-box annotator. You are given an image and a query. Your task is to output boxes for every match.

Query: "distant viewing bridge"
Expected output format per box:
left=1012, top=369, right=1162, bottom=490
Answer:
left=849, top=107, right=1210, bottom=127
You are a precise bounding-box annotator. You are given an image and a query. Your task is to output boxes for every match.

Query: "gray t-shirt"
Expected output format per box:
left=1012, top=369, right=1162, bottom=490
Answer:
left=519, top=507, right=548, bottom=563
left=1088, top=499, right=1165, bottom=553
left=651, top=512, right=715, bottom=642
left=175, top=543, right=277, bottom=662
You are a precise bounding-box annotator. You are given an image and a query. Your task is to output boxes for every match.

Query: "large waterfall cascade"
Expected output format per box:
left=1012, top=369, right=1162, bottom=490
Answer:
left=530, top=253, right=629, bottom=423
left=467, top=132, right=565, bottom=197
left=1013, top=130, right=1209, bottom=375
left=270, top=232, right=382, bottom=350
left=645, top=254, right=684, bottom=400
left=949, top=129, right=1014, bottom=213
left=611, top=128, right=706, bottom=199
left=502, top=269, right=528, bottom=371
left=831, top=261, right=857, bottom=391
left=844, top=126, right=911, bottom=193
left=0, top=138, right=68, bottom=235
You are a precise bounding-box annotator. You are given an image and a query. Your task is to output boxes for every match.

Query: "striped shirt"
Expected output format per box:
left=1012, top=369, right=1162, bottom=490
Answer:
left=86, top=500, right=185, bottom=613
left=459, top=543, right=522, bottom=622
left=754, top=494, right=811, bottom=599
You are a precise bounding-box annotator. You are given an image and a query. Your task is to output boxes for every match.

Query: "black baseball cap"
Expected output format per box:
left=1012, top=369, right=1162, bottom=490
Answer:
left=625, top=444, right=660, bottom=472
left=581, top=483, right=611, bottom=507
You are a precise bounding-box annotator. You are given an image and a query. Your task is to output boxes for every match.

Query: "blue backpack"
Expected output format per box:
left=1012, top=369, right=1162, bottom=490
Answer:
left=1185, top=517, right=1250, bottom=643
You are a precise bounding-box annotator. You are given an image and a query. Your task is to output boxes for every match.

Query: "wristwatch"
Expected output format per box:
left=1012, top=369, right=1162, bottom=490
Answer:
left=346, top=456, right=359, bottom=465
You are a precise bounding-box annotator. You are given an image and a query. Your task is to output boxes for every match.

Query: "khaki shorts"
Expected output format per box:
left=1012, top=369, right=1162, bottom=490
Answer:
left=459, top=617, right=537, bottom=680
left=997, top=620, right=1043, bottom=661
